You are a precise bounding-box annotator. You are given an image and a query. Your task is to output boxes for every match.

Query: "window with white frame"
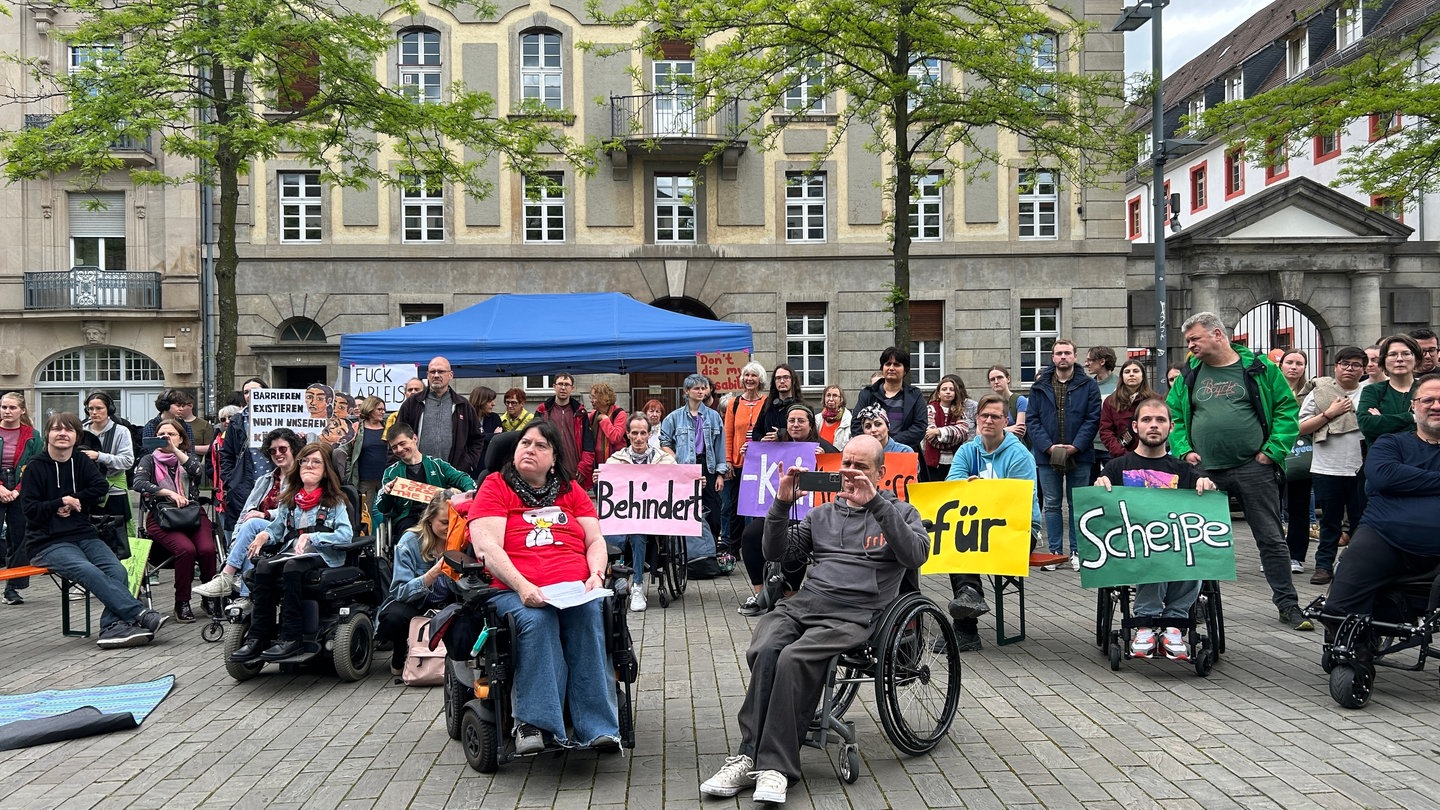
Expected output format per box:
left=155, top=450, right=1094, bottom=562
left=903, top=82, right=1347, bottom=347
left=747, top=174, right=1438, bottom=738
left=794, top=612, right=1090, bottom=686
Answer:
left=1286, top=32, right=1308, bottom=78
left=1224, top=72, right=1244, bottom=103
left=523, top=172, right=565, bottom=243
left=1018, top=300, right=1060, bottom=383
left=278, top=172, right=322, bottom=242
left=785, top=172, right=826, bottom=242
left=401, top=175, right=444, bottom=242
left=783, top=56, right=825, bottom=112
left=1018, top=32, right=1057, bottom=102
left=398, top=29, right=441, bottom=104
left=520, top=30, right=563, bottom=109
left=1337, top=2, right=1363, bottom=50
left=1017, top=170, right=1057, bottom=240
left=654, top=175, right=696, bottom=243
left=907, top=58, right=940, bottom=111
left=786, top=303, right=827, bottom=389
left=69, top=191, right=126, bottom=271
left=400, top=304, right=443, bottom=326
left=1187, top=95, right=1205, bottom=121
left=909, top=171, right=942, bottom=241
left=908, top=300, right=943, bottom=387
left=69, top=43, right=118, bottom=82
left=524, top=374, right=553, bottom=392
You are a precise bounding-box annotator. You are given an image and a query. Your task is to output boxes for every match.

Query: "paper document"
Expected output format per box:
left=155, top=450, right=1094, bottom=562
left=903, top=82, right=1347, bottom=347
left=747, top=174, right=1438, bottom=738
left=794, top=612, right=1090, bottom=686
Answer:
left=539, top=581, right=613, bottom=609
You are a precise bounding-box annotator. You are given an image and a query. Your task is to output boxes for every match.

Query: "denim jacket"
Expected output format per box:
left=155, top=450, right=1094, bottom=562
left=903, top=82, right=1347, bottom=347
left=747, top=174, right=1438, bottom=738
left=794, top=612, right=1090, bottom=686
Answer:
left=659, top=405, right=728, bottom=474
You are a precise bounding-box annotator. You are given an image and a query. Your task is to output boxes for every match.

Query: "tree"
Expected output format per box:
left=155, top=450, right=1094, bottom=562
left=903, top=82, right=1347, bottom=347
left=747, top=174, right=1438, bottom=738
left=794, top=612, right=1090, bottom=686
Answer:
left=588, top=0, right=1130, bottom=347
left=1198, top=11, right=1440, bottom=203
left=1, top=0, right=596, bottom=408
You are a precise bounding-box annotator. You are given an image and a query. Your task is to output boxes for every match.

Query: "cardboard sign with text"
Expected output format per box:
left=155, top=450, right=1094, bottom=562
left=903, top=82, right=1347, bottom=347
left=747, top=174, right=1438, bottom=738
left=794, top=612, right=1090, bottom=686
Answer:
left=910, top=479, right=1035, bottom=577
left=697, top=350, right=749, bottom=392
left=389, top=478, right=443, bottom=505
left=738, top=442, right=821, bottom=518
left=811, top=452, right=919, bottom=507
left=248, top=388, right=328, bottom=448
left=349, top=363, right=419, bottom=410
left=1072, top=485, right=1237, bottom=589
left=594, top=464, right=704, bottom=536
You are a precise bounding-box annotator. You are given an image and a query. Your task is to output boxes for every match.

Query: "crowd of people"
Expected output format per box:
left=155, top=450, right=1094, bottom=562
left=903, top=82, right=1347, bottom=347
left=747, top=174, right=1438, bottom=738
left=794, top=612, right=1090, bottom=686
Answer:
left=4, top=319, right=1440, bottom=804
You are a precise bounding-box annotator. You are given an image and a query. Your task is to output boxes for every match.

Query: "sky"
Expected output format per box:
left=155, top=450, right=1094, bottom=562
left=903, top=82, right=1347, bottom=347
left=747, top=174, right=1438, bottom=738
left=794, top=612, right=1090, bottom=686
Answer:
left=1122, top=0, right=1273, bottom=79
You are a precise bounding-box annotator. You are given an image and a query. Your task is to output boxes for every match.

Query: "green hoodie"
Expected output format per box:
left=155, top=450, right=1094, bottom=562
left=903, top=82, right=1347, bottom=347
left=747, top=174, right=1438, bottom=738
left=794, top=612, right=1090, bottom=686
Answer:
left=1166, top=343, right=1299, bottom=467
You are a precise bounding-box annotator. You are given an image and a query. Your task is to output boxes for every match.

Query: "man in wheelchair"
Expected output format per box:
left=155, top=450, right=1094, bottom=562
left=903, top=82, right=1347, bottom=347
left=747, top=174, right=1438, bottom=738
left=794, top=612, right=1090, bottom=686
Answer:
left=1318, top=374, right=1440, bottom=632
left=701, top=434, right=929, bottom=805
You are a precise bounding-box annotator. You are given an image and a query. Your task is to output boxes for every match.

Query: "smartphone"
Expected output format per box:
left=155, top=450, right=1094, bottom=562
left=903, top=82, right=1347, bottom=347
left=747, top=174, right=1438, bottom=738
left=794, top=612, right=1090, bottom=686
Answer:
left=142, top=436, right=168, bottom=453
left=795, top=471, right=843, bottom=492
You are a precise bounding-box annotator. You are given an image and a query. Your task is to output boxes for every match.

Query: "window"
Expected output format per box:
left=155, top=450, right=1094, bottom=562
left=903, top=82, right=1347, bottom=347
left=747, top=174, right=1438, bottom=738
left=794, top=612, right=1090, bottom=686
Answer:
left=1315, top=131, right=1341, bottom=162
left=520, top=31, right=563, bottom=109
left=908, top=58, right=940, bottom=111
left=1187, top=95, right=1205, bottom=121
left=398, top=29, right=441, bottom=104
left=524, top=375, right=553, bottom=392
left=276, top=43, right=320, bottom=111
left=1372, top=195, right=1403, bottom=222
left=1224, top=147, right=1245, bottom=199
left=1018, top=33, right=1057, bottom=102
left=69, top=191, right=126, bottom=271
left=401, top=175, right=444, bottom=242
left=1286, top=32, right=1308, bottom=78
left=908, top=301, right=943, bottom=387
left=783, top=56, right=825, bottom=113
left=1190, top=163, right=1208, bottom=212
left=68, top=43, right=118, bottom=90
left=1017, top=170, right=1057, bottom=240
left=1224, top=72, right=1244, bottom=103
left=1337, top=2, right=1363, bottom=50
left=1264, top=139, right=1289, bottom=183
left=1019, top=301, right=1059, bottom=383
left=909, top=172, right=942, bottom=241
left=523, top=172, right=566, bottom=243
left=652, top=60, right=696, bottom=136
left=1369, top=112, right=1401, bottom=141
left=786, top=303, right=827, bottom=389
left=278, top=172, right=322, bottom=242
left=35, top=347, right=165, bottom=420
left=1126, top=196, right=1142, bottom=240
left=654, top=175, right=695, bottom=243
left=785, top=172, right=826, bottom=242
left=400, top=304, right=443, bottom=326
left=278, top=317, right=326, bottom=342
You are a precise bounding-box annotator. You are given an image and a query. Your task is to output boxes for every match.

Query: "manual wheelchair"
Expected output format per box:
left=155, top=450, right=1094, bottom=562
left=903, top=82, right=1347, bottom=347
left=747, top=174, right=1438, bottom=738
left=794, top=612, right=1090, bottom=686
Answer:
left=754, top=558, right=963, bottom=782
left=437, top=550, right=638, bottom=773
left=220, top=486, right=385, bottom=682
left=1094, top=579, right=1225, bottom=677
left=1306, top=562, right=1440, bottom=709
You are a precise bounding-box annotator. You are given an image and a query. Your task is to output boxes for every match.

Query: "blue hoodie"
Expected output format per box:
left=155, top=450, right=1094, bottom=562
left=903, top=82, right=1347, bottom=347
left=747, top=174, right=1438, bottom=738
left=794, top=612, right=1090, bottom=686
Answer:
left=946, top=431, right=1041, bottom=526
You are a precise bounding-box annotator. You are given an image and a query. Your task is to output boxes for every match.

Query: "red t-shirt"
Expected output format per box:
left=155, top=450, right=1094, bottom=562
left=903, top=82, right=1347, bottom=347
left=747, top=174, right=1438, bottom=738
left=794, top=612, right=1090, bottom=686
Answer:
left=469, top=475, right=596, bottom=589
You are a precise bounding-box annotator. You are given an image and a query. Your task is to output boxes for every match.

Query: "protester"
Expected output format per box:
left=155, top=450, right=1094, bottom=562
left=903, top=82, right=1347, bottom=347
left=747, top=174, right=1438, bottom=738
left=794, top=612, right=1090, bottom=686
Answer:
left=534, top=373, right=596, bottom=490
left=722, top=362, right=768, bottom=552
left=1279, top=349, right=1316, bottom=571
left=587, top=383, right=628, bottom=471
left=1027, top=339, right=1101, bottom=570
left=1084, top=345, right=1119, bottom=480
left=1297, top=347, right=1368, bottom=586
left=467, top=385, right=504, bottom=478
left=986, top=365, right=1028, bottom=438
left=660, top=374, right=728, bottom=557
left=133, top=416, right=218, bottom=623
left=396, top=357, right=486, bottom=476
left=601, top=414, right=676, bottom=612
left=379, top=493, right=455, bottom=676
left=344, top=396, right=390, bottom=528
left=849, top=347, right=927, bottom=453
left=1410, top=328, right=1438, bottom=375
left=384, top=378, right=426, bottom=438
left=642, top=399, right=665, bottom=450
left=141, top=389, right=196, bottom=448
left=376, top=423, right=475, bottom=537
left=82, top=391, right=135, bottom=541
left=749, top=363, right=805, bottom=444
left=1359, top=333, right=1420, bottom=446
left=922, top=374, right=975, bottom=482
left=814, top=384, right=852, bottom=451
left=499, top=387, right=534, bottom=433
left=219, top=377, right=272, bottom=533
left=1099, top=359, right=1158, bottom=458
left=0, top=391, right=42, bottom=604
left=1363, top=345, right=1385, bottom=386
left=855, top=405, right=915, bottom=454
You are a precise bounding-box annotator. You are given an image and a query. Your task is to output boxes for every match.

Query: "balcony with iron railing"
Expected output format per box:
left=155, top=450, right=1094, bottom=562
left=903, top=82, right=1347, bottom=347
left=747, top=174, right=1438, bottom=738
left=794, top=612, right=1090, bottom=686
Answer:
left=24, top=267, right=163, bottom=311
left=607, top=94, right=747, bottom=180
left=23, top=114, right=154, bottom=163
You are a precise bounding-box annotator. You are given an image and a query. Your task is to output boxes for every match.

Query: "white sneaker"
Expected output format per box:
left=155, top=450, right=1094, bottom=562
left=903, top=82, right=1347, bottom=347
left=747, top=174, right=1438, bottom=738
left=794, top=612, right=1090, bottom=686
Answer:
left=194, top=570, right=236, bottom=598
left=1162, top=627, right=1190, bottom=660
left=629, top=589, right=647, bottom=612
left=700, top=754, right=755, bottom=797
left=1290, top=559, right=1304, bottom=574
left=1131, top=628, right=1156, bottom=659
left=751, top=769, right=789, bottom=804
left=1070, top=555, right=1081, bottom=572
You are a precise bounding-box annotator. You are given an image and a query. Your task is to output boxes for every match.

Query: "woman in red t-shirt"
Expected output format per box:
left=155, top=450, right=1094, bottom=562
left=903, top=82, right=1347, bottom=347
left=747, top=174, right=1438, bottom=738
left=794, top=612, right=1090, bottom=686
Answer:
left=469, top=420, right=619, bottom=754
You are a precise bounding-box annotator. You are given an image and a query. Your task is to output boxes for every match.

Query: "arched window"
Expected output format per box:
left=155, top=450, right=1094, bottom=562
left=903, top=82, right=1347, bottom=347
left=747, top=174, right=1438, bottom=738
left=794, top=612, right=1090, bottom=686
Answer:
left=33, top=346, right=166, bottom=419
left=279, top=317, right=327, bottom=343
left=399, top=28, right=442, bottom=104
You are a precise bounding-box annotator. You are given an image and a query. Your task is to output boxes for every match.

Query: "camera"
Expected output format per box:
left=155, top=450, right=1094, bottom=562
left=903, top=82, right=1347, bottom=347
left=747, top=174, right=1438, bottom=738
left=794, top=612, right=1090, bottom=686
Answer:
left=795, top=471, right=843, bottom=492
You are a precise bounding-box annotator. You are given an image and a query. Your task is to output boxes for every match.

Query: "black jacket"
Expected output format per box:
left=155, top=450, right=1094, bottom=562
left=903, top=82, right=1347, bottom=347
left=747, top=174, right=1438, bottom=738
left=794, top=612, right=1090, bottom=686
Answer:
left=20, top=451, right=108, bottom=552
left=849, top=381, right=928, bottom=452
left=396, top=388, right=486, bottom=474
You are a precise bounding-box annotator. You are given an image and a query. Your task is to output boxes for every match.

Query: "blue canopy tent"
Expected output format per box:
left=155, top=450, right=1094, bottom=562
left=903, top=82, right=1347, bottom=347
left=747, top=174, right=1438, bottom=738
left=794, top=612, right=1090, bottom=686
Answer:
left=338, top=292, right=754, bottom=375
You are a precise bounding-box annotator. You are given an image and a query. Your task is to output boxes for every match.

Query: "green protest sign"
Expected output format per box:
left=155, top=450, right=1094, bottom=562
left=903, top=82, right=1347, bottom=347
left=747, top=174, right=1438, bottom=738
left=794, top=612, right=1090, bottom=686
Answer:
left=1072, top=486, right=1237, bottom=589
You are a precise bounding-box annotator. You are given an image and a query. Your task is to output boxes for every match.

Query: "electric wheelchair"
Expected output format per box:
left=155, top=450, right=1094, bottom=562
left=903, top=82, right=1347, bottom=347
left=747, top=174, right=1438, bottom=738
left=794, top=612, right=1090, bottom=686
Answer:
left=435, top=549, right=638, bottom=773
left=753, top=550, right=963, bottom=782
left=1093, top=579, right=1226, bottom=677
left=1305, top=562, right=1440, bottom=709
left=220, top=486, right=385, bottom=682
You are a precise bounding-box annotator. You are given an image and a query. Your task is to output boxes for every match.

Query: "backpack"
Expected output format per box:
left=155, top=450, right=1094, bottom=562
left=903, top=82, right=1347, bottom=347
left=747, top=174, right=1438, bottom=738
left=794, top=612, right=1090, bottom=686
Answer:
left=113, top=416, right=143, bottom=487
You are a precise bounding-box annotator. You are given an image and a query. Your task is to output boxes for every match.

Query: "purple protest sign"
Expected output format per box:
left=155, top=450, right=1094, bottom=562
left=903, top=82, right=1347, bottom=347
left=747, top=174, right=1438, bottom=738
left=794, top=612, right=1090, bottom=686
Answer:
left=738, top=442, right=820, bottom=518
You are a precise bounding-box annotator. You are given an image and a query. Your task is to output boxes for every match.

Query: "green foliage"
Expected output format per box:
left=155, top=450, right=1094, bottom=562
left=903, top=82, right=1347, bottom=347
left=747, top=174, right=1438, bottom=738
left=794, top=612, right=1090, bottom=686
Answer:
left=1198, top=11, right=1440, bottom=200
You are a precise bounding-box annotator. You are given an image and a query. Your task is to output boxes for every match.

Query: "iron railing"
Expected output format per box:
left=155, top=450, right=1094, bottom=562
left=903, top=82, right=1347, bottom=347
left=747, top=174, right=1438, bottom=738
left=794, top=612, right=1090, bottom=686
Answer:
left=610, top=93, right=741, bottom=141
left=24, top=267, right=162, bottom=310
left=22, top=113, right=151, bottom=152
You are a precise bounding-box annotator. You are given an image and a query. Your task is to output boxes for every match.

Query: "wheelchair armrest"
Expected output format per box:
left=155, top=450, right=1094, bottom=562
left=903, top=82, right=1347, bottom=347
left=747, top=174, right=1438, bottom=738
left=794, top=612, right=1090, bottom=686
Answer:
left=332, top=536, right=377, bottom=552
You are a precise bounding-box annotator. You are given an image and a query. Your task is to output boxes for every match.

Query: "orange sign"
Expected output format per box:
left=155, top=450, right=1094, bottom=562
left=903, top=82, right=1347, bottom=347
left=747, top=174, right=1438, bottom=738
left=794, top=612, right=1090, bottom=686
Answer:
left=697, top=350, right=750, bottom=392
left=810, top=452, right=919, bottom=506
left=389, top=477, right=442, bottom=504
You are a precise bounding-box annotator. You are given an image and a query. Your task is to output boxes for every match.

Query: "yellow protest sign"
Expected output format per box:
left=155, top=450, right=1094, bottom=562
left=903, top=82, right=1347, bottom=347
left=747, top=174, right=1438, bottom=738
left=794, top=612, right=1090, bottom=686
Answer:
left=909, top=479, right=1034, bottom=577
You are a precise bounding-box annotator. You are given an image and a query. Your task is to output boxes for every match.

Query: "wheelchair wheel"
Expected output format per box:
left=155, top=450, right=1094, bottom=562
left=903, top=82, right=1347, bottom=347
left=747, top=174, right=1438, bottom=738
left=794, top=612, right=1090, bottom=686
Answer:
left=1108, top=632, right=1124, bottom=671
left=838, top=743, right=860, bottom=784
left=1193, top=642, right=1215, bottom=678
left=201, top=620, right=225, bottom=643
left=445, top=663, right=469, bottom=741
left=666, top=536, right=688, bottom=599
left=875, top=597, right=961, bottom=756
left=1205, top=582, right=1226, bottom=656
left=332, top=613, right=374, bottom=682
left=1329, top=663, right=1373, bottom=709
left=1095, top=589, right=1113, bottom=649
left=222, top=619, right=263, bottom=682
left=461, top=705, right=499, bottom=773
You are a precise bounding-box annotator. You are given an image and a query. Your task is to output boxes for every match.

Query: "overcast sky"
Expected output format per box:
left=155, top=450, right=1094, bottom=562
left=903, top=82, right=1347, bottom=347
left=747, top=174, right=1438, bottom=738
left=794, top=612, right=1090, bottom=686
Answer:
left=1122, top=0, right=1273, bottom=78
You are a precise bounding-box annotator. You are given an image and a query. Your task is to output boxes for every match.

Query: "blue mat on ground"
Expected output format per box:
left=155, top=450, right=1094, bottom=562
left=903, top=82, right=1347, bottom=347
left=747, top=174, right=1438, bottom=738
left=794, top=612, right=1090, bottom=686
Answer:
left=0, top=674, right=175, bottom=751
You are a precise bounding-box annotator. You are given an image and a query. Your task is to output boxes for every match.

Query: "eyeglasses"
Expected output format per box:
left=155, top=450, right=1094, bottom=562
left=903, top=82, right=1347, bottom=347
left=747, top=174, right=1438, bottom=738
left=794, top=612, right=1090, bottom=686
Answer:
left=504, top=400, right=519, bottom=405
left=267, top=446, right=291, bottom=458
left=427, top=369, right=451, bottom=376
left=1423, top=348, right=1440, bottom=356
left=1415, top=396, right=1440, bottom=407
left=987, top=376, right=1006, bottom=382
left=1336, top=362, right=1365, bottom=370
left=977, top=412, right=1007, bottom=421
left=1387, top=351, right=1414, bottom=359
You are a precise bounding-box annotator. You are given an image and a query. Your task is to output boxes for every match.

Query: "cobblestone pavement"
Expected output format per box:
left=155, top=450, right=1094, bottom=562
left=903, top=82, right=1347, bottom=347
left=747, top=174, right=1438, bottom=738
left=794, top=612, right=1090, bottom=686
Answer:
left=3, top=522, right=1440, bottom=810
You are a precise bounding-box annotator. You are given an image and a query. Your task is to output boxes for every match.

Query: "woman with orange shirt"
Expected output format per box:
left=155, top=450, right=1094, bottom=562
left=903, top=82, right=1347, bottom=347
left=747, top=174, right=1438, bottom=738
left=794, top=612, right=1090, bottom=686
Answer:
left=721, top=362, right=768, bottom=553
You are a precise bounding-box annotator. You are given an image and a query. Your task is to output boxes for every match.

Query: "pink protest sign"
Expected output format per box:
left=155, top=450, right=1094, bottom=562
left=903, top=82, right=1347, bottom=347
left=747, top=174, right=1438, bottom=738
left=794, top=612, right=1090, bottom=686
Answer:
left=594, top=464, right=704, bottom=536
